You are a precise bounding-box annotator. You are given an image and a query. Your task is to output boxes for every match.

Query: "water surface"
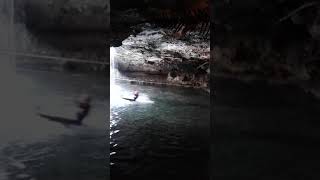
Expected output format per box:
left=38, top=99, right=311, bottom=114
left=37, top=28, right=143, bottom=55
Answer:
left=0, top=63, right=108, bottom=180
left=110, top=81, right=210, bottom=180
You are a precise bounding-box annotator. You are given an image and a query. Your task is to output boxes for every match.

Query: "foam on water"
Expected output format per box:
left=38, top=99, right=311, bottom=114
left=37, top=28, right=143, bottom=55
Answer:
left=110, top=47, right=154, bottom=108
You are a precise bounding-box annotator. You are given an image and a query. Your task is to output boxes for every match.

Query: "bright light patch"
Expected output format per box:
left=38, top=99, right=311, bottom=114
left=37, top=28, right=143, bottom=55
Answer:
left=110, top=47, right=153, bottom=108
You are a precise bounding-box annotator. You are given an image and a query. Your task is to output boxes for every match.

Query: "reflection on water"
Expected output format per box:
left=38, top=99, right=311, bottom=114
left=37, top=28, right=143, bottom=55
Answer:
left=0, top=63, right=108, bottom=180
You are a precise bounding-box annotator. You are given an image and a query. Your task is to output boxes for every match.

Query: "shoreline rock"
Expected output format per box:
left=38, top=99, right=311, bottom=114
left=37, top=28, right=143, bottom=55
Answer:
left=113, top=23, right=210, bottom=89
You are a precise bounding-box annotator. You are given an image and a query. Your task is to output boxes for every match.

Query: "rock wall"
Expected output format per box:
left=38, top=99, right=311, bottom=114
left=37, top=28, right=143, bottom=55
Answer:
left=22, top=0, right=109, bottom=31
left=113, top=23, right=210, bottom=89
left=213, top=0, right=320, bottom=96
left=3, top=0, right=110, bottom=70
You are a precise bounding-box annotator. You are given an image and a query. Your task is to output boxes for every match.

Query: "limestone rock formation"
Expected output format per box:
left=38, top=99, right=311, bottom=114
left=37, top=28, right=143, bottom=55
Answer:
left=113, top=23, right=210, bottom=89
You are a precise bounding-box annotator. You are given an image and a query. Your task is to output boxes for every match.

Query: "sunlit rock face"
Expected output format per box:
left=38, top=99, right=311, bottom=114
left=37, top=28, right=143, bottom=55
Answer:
left=113, top=23, right=210, bottom=89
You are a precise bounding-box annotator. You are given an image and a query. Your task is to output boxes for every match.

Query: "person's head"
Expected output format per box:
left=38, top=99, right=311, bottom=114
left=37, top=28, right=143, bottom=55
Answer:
left=80, top=94, right=91, bottom=103
left=134, top=91, right=139, bottom=96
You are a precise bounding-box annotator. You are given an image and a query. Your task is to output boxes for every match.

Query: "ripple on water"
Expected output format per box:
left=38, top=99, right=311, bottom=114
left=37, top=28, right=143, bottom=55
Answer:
left=0, top=68, right=108, bottom=180
left=110, top=82, right=209, bottom=178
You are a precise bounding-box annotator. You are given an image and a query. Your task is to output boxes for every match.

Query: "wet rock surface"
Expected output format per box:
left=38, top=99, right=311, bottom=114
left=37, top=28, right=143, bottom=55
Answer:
left=113, top=23, right=210, bottom=90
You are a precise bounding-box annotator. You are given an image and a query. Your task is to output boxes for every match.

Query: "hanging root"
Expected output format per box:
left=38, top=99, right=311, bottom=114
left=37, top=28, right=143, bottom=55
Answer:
left=277, top=1, right=319, bottom=24
left=149, top=0, right=210, bottom=39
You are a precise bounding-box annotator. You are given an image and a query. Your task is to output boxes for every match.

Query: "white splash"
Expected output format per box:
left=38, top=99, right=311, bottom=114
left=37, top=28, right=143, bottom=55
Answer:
left=110, top=47, right=153, bottom=108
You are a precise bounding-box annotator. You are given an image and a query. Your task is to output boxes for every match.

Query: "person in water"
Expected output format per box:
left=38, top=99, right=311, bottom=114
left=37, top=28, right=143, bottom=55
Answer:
left=76, top=94, right=91, bottom=123
left=133, top=91, right=139, bottom=101
left=122, top=91, right=139, bottom=101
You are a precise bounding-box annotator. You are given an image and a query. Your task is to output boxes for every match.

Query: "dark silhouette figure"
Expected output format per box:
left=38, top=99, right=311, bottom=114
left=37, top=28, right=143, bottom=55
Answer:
left=38, top=94, right=91, bottom=126
left=76, top=95, right=91, bottom=123
left=122, top=91, right=139, bottom=101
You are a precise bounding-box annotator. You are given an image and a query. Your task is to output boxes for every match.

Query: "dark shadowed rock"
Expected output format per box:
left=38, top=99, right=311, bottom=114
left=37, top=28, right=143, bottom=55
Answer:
left=23, top=0, right=109, bottom=31
left=213, top=0, right=320, bottom=97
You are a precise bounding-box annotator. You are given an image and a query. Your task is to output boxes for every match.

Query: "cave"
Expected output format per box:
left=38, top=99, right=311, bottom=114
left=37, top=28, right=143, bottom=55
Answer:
left=0, top=0, right=210, bottom=180
left=109, top=1, right=210, bottom=180
left=110, top=0, right=210, bottom=90
left=0, top=0, right=319, bottom=179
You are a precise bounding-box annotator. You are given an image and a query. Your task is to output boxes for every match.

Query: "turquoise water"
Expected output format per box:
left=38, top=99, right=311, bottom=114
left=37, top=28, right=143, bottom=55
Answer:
left=110, top=81, right=210, bottom=179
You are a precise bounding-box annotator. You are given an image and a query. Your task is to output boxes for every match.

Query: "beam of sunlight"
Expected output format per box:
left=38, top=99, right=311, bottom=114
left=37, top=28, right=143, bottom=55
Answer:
left=110, top=47, right=154, bottom=108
